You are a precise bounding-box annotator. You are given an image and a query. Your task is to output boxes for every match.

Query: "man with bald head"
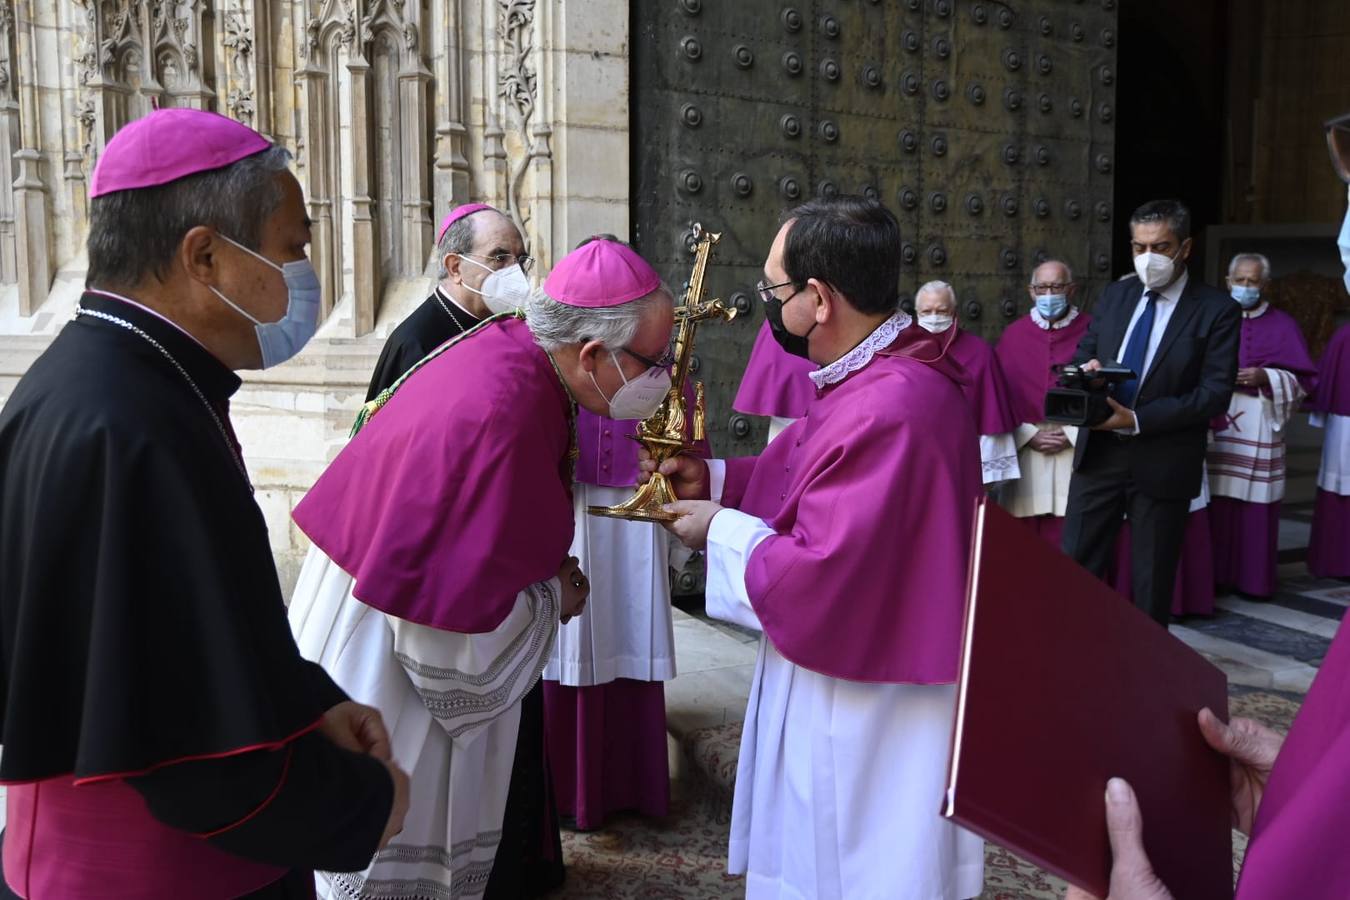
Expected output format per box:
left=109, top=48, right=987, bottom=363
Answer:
left=994, top=260, right=1092, bottom=544
left=366, top=203, right=531, bottom=399
left=911, top=280, right=1021, bottom=485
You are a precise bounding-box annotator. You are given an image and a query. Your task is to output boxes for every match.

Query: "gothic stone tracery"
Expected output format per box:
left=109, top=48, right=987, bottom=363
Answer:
left=2, top=0, right=561, bottom=334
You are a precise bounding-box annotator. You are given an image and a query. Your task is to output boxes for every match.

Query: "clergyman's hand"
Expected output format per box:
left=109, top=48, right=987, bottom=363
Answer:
left=1029, top=429, right=1071, bottom=454
left=1063, top=779, right=1173, bottom=900
left=377, top=758, right=411, bottom=850
left=638, top=449, right=710, bottom=500
left=1236, top=367, right=1270, bottom=389
left=321, top=701, right=392, bottom=761
left=1197, top=708, right=1284, bottom=834
left=1091, top=397, right=1136, bottom=432
left=661, top=500, right=723, bottom=551
left=556, top=555, right=589, bottom=624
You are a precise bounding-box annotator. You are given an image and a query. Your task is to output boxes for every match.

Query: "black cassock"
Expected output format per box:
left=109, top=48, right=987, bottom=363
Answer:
left=367, top=289, right=566, bottom=898
left=0, top=293, right=392, bottom=896
left=365, top=287, right=482, bottom=402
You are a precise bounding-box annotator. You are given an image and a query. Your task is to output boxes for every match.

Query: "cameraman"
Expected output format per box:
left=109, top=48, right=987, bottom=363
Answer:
left=1061, top=199, right=1240, bottom=626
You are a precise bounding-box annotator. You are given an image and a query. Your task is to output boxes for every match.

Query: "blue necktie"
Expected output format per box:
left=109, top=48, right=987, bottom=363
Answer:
left=1114, top=290, right=1157, bottom=408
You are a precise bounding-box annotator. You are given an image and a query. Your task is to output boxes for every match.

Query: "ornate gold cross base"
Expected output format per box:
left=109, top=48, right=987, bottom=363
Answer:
left=587, top=437, right=687, bottom=522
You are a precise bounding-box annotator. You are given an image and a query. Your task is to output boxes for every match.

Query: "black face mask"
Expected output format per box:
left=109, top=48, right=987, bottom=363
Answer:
left=764, top=290, right=817, bottom=360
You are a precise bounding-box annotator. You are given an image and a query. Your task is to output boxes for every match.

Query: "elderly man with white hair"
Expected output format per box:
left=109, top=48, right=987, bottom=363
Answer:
left=286, top=239, right=676, bottom=899
left=994, top=260, right=1092, bottom=544
left=911, top=279, right=1022, bottom=484
left=1207, top=252, right=1316, bottom=598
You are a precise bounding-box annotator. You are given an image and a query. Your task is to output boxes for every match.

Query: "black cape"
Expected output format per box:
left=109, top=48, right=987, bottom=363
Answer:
left=0, top=293, right=339, bottom=782
left=365, top=288, right=480, bottom=400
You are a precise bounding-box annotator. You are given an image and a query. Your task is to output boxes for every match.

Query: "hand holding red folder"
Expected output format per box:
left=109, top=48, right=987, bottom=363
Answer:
left=944, top=498, right=1234, bottom=899
left=1195, top=709, right=1283, bottom=836
left=1066, top=778, right=1175, bottom=900
left=1066, top=711, right=1286, bottom=899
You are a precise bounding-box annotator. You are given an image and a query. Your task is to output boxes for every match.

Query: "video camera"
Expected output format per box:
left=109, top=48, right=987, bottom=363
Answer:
left=1044, top=362, right=1136, bottom=427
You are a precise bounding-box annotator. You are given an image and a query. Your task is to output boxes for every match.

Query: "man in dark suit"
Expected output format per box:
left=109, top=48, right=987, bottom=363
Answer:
left=1061, top=199, right=1241, bottom=625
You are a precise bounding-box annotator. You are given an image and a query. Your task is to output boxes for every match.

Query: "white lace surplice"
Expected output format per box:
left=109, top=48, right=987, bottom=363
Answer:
left=288, top=545, right=559, bottom=900
left=1311, top=412, right=1350, bottom=495
left=1210, top=368, right=1306, bottom=504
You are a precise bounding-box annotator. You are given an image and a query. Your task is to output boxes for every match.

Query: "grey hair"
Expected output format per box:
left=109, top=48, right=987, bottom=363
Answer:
left=526, top=284, right=674, bottom=353
left=1228, top=252, right=1271, bottom=280
left=435, top=214, right=480, bottom=280
left=87, top=145, right=292, bottom=289
left=1031, top=258, right=1075, bottom=284
left=916, top=279, right=956, bottom=305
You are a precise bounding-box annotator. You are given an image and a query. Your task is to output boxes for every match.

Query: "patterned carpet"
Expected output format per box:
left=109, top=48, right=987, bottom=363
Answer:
left=550, top=688, right=1302, bottom=899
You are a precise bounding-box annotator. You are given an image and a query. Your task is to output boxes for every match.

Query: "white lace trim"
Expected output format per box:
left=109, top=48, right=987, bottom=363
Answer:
left=1030, top=305, right=1082, bottom=331
left=809, top=311, right=912, bottom=389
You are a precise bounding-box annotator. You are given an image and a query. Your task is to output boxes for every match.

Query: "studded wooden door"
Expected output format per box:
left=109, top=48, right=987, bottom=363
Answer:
left=631, top=0, right=1119, bottom=457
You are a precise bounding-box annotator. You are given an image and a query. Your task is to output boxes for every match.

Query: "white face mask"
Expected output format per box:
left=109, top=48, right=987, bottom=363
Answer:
left=1133, top=248, right=1183, bottom=290
left=210, top=234, right=321, bottom=369
left=589, top=351, right=671, bottom=421
left=917, top=313, right=954, bottom=334
left=461, top=257, right=532, bottom=315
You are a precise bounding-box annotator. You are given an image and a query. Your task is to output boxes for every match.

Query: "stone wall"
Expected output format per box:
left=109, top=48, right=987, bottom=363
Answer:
left=0, top=0, right=629, bottom=595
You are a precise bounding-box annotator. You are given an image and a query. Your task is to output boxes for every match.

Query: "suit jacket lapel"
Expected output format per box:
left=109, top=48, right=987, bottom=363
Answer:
left=1140, top=277, right=1202, bottom=391
left=1102, top=281, right=1143, bottom=364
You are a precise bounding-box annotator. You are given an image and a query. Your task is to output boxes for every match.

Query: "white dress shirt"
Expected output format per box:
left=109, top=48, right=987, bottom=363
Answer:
left=1108, top=269, right=1188, bottom=434
left=1114, top=267, right=1188, bottom=382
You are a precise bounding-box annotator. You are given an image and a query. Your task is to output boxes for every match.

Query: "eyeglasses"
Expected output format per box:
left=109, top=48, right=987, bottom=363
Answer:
left=756, top=278, right=801, bottom=304
left=1029, top=282, right=1071, bottom=294
left=621, top=344, right=677, bottom=370
left=1325, top=113, right=1350, bottom=183
left=463, top=252, right=535, bottom=274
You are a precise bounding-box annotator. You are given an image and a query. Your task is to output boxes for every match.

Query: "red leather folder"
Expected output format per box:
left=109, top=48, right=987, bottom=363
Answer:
left=943, top=498, right=1232, bottom=899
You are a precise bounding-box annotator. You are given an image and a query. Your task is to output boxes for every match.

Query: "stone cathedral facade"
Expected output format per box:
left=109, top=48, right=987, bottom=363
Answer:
left=0, top=0, right=629, bottom=589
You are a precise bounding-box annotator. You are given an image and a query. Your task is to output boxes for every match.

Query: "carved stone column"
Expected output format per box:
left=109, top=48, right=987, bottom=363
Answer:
left=13, top=149, right=48, bottom=316
left=63, top=151, right=88, bottom=254
left=295, top=52, right=336, bottom=322
left=222, top=3, right=258, bottom=128
left=432, top=0, right=470, bottom=216
left=345, top=45, right=377, bottom=336
left=12, top=0, right=50, bottom=315
left=0, top=0, right=19, bottom=287
left=497, top=0, right=537, bottom=251
left=400, top=23, right=433, bottom=272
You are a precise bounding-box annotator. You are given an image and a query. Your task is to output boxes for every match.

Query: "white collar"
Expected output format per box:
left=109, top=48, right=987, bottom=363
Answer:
left=1242, top=300, right=1270, bottom=320
left=809, top=311, right=912, bottom=389
left=83, top=289, right=209, bottom=350
left=1030, top=305, right=1082, bottom=331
